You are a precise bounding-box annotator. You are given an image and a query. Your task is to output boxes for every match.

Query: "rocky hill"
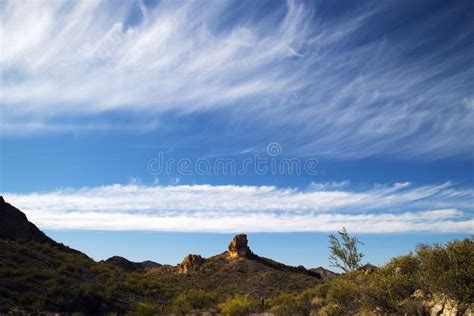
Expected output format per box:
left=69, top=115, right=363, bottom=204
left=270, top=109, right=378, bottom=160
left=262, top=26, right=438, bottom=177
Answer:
left=147, top=234, right=322, bottom=298
left=102, top=256, right=161, bottom=272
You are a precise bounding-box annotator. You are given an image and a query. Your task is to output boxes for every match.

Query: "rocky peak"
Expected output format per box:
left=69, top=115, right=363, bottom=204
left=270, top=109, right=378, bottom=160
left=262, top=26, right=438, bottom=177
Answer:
left=0, top=196, right=5, bottom=204
left=228, top=234, right=252, bottom=259
left=178, top=254, right=205, bottom=273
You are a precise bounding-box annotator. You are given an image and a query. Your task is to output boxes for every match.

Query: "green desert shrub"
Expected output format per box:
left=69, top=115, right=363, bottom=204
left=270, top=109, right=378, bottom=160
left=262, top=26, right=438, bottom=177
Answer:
left=128, top=302, right=162, bottom=316
left=171, top=289, right=218, bottom=315
left=298, top=289, right=319, bottom=313
left=325, top=238, right=474, bottom=313
left=220, top=294, right=258, bottom=316
left=171, top=296, right=191, bottom=315
left=325, top=275, right=361, bottom=313
left=363, top=269, right=412, bottom=312
left=388, top=252, right=420, bottom=276
left=416, top=237, right=474, bottom=307
left=361, top=254, right=420, bottom=312
left=313, top=282, right=331, bottom=299
left=270, top=292, right=311, bottom=316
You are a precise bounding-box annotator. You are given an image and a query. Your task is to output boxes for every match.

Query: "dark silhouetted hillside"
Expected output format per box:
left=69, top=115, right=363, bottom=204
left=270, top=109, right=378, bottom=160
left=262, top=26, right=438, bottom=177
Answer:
left=102, top=256, right=161, bottom=272
left=0, top=196, right=54, bottom=244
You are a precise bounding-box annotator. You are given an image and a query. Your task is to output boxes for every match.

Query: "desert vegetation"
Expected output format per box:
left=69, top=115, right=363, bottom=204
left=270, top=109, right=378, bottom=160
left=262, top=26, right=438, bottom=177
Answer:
left=0, top=201, right=472, bottom=315
left=1, top=233, right=472, bottom=315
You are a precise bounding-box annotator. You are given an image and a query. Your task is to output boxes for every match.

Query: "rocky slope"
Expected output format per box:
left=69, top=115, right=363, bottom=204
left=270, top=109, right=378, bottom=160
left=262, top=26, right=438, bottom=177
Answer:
left=0, top=197, right=169, bottom=313
left=0, top=197, right=79, bottom=255
left=0, top=196, right=54, bottom=244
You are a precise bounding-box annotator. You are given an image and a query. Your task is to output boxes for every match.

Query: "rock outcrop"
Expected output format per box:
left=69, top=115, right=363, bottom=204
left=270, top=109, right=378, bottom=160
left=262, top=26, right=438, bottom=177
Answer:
left=178, top=254, right=205, bottom=273
left=422, top=293, right=472, bottom=316
left=227, top=234, right=252, bottom=259
left=408, top=290, right=473, bottom=316
left=358, top=263, right=378, bottom=275
left=0, top=196, right=55, bottom=244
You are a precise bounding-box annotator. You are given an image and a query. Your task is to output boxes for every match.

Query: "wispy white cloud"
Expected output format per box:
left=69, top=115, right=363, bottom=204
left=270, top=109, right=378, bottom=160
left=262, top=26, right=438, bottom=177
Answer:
left=1, top=0, right=473, bottom=158
left=1, top=0, right=310, bottom=113
left=3, top=182, right=472, bottom=233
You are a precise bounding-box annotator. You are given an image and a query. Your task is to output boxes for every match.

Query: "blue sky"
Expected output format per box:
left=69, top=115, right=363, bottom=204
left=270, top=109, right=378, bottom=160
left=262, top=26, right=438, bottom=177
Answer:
left=0, top=0, right=473, bottom=269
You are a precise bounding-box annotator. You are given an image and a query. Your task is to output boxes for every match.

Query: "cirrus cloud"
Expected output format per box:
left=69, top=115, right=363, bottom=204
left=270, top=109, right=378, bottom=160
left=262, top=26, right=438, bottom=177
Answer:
left=1, top=0, right=473, bottom=159
left=2, top=181, right=472, bottom=233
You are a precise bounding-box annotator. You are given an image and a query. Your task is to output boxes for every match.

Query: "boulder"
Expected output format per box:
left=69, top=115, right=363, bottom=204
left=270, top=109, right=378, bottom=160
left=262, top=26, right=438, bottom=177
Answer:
left=178, top=254, right=205, bottom=273
left=441, top=299, right=459, bottom=316
left=412, top=289, right=428, bottom=300
left=431, top=303, right=444, bottom=316
left=227, top=234, right=252, bottom=259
